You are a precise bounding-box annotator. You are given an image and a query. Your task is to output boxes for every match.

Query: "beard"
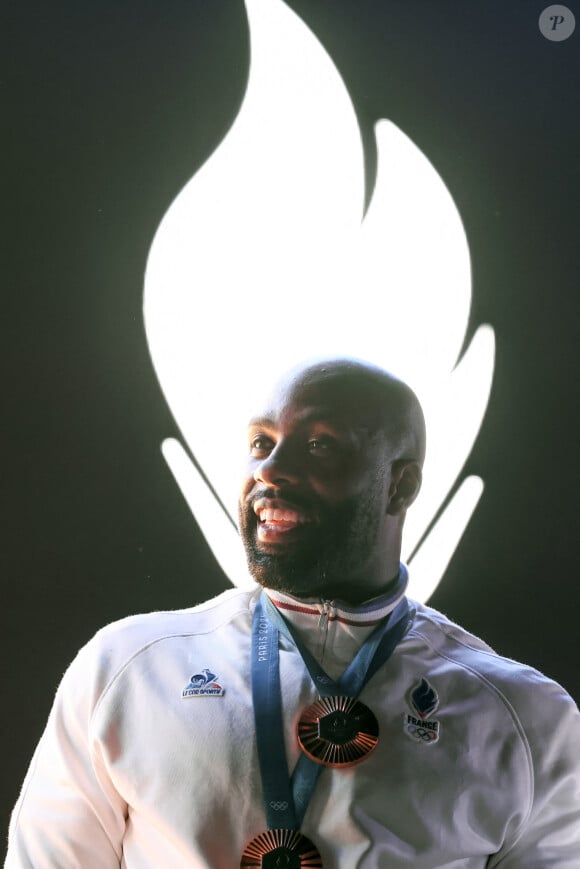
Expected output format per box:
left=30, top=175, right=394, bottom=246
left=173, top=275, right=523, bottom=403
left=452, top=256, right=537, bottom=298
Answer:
left=238, top=487, right=382, bottom=598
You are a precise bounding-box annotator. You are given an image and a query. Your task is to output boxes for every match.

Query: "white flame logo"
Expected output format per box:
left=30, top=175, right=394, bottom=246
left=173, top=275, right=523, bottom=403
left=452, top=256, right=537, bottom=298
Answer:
left=143, top=0, right=494, bottom=602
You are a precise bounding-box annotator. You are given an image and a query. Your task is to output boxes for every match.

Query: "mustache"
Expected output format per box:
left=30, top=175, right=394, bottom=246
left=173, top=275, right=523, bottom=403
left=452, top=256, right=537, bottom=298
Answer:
left=247, top=488, right=317, bottom=513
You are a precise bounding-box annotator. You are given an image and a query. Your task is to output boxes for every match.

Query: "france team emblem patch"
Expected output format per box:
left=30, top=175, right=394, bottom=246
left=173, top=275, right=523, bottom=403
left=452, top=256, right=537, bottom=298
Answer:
left=404, top=677, right=440, bottom=744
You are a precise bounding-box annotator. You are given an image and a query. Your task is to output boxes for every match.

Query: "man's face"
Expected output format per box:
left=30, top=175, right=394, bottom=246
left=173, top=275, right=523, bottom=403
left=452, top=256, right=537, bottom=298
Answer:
left=238, top=372, right=396, bottom=599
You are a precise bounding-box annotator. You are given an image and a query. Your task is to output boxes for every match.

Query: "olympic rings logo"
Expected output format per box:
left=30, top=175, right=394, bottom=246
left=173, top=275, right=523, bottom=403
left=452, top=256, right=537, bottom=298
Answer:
left=406, top=723, right=438, bottom=743
left=269, top=801, right=289, bottom=811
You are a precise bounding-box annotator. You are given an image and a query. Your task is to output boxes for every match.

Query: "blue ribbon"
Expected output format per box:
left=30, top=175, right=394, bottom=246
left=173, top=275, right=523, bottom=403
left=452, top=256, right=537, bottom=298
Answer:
left=251, top=594, right=298, bottom=829
left=251, top=571, right=411, bottom=830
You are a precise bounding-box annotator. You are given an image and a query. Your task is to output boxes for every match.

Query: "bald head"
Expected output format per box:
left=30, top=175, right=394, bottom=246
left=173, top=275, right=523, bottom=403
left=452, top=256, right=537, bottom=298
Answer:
left=269, top=357, right=426, bottom=467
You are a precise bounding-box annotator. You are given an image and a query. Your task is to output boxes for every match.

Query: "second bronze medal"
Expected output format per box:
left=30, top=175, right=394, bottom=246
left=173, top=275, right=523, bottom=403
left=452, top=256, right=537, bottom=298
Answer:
left=241, top=828, right=323, bottom=867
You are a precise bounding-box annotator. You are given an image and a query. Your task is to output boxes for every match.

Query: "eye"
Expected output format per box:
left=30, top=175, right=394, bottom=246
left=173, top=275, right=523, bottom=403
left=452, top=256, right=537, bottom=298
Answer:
left=250, top=435, right=274, bottom=457
left=307, top=436, right=336, bottom=456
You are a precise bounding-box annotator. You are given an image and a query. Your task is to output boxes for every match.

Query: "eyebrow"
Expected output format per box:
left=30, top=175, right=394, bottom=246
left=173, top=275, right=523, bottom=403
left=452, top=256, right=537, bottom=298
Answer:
left=248, top=407, right=341, bottom=427
left=248, top=408, right=371, bottom=432
left=247, top=417, right=275, bottom=429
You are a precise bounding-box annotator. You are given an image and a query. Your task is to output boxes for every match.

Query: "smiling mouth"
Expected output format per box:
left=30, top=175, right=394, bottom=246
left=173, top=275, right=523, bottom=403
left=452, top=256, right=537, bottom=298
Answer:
left=253, top=500, right=315, bottom=544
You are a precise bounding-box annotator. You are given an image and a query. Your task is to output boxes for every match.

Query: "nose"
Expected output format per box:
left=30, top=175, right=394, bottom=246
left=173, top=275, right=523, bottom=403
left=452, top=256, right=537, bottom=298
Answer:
left=253, top=441, right=301, bottom=488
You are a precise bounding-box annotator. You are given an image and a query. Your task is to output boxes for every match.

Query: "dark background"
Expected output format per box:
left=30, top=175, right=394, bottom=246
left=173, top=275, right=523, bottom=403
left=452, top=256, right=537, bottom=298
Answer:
left=2, top=0, right=579, bottom=839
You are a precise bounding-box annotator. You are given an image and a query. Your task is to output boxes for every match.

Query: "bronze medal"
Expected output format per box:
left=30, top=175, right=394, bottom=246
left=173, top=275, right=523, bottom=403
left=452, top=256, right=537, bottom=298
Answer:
left=241, top=829, right=322, bottom=868
left=297, top=695, right=379, bottom=768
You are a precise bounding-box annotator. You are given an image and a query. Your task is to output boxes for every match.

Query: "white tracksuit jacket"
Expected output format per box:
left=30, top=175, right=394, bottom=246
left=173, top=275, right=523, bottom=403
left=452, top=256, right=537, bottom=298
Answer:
left=5, top=582, right=580, bottom=867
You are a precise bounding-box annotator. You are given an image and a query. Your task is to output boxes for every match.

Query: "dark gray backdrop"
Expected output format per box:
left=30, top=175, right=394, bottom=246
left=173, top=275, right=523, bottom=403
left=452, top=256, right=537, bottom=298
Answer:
left=2, top=0, right=579, bottom=839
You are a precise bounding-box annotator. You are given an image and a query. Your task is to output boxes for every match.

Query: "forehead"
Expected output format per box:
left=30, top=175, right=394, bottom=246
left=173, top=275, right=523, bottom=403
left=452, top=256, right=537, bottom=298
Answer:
left=248, top=370, right=384, bottom=430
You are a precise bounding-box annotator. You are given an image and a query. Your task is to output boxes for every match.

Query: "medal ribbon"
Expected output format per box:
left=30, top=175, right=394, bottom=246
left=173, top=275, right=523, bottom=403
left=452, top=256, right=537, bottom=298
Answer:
left=251, top=566, right=411, bottom=830
left=252, top=593, right=298, bottom=829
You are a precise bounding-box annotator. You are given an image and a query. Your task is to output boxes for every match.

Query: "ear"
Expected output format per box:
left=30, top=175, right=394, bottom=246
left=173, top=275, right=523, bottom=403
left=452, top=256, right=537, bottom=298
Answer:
left=386, top=460, right=422, bottom=515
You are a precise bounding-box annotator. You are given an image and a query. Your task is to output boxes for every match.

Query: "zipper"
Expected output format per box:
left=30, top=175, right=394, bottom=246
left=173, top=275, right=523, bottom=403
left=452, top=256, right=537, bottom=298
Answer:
left=318, top=599, right=334, bottom=665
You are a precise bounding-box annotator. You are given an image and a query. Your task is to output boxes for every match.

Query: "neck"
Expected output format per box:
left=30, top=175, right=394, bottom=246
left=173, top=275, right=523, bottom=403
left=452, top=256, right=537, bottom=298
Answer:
left=265, top=565, right=404, bottom=608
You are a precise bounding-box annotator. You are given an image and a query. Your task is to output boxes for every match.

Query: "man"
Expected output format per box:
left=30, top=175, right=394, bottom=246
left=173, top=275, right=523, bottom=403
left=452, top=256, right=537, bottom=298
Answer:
left=6, top=358, right=580, bottom=867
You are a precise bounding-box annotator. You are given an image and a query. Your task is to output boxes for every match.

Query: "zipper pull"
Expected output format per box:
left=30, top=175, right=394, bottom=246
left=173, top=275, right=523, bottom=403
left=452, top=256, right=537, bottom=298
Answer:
left=319, top=600, right=331, bottom=663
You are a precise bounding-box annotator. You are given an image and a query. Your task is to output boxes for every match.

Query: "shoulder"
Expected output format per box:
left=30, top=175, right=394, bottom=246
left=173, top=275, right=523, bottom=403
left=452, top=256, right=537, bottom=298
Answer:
left=93, top=584, right=260, bottom=648
left=64, top=585, right=261, bottom=703
left=407, top=599, right=579, bottom=737
left=408, top=598, right=567, bottom=689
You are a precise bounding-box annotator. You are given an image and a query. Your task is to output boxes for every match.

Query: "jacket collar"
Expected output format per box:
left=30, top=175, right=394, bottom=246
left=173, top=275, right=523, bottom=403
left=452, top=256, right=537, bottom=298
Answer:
left=262, top=568, right=408, bottom=678
left=264, top=567, right=408, bottom=627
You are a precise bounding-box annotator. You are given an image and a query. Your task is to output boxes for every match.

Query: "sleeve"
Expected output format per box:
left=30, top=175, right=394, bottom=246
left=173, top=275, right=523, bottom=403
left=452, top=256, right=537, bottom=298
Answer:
left=487, top=677, right=580, bottom=868
left=5, top=641, right=128, bottom=869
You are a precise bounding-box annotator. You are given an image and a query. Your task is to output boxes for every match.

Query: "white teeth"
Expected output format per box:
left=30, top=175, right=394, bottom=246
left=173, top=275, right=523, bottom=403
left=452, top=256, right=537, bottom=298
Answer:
left=258, top=508, right=306, bottom=524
